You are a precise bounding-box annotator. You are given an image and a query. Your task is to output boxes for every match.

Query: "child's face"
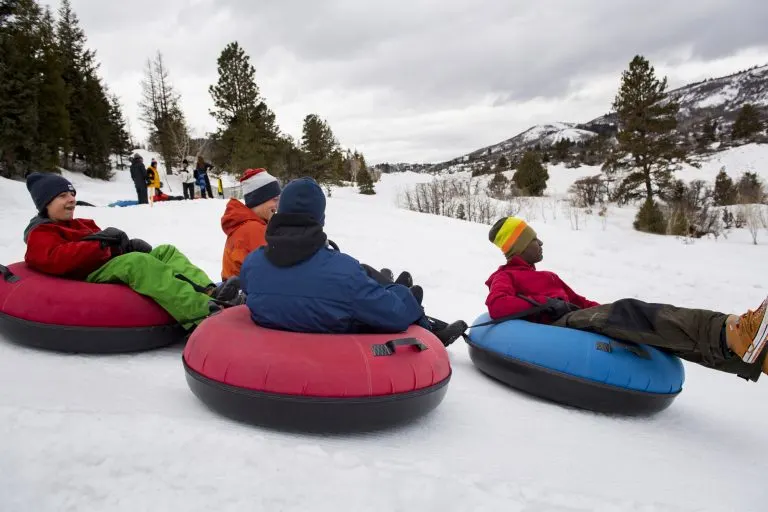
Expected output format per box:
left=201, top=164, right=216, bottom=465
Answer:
left=251, top=196, right=279, bottom=222
left=47, top=191, right=76, bottom=222
left=520, top=238, right=544, bottom=265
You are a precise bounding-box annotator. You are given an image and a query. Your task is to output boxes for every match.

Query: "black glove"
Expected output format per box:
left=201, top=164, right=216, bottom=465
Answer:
left=360, top=264, right=393, bottom=285
left=543, top=298, right=580, bottom=320
left=410, top=284, right=424, bottom=304
left=126, top=238, right=152, bottom=253
left=83, top=227, right=129, bottom=251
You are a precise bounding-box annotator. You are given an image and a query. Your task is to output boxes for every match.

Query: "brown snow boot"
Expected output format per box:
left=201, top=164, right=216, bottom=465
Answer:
left=725, top=296, right=768, bottom=375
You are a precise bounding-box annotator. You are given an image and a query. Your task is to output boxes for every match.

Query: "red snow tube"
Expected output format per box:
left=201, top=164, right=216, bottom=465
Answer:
left=0, top=262, right=185, bottom=353
left=183, top=306, right=452, bottom=432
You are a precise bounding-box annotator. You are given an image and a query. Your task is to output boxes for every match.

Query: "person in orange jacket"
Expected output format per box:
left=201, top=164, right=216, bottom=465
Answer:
left=221, top=168, right=281, bottom=280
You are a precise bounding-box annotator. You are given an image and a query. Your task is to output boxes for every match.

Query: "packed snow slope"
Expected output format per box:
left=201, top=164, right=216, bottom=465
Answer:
left=1, top=148, right=767, bottom=512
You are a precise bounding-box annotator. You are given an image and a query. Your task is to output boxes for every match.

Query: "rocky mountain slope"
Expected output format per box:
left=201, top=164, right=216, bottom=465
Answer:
left=429, top=63, right=768, bottom=173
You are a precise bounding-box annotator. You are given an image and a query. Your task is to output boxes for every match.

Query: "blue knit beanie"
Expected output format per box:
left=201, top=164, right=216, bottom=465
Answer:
left=277, top=177, right=326, bottom=226
left=26, top=172, right=76, bottom=213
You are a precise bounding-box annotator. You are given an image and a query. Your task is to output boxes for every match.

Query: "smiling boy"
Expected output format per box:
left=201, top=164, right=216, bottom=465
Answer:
left=23, top=172, right=242, bottom=330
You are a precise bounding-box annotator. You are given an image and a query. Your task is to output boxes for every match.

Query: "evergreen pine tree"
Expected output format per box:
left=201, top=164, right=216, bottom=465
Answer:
left=604, top=55, right=686, bottom=204
left=358, top=168, right=375, bottom=195
left=696, top=117, right=717, bottom=150
left=57, top=0, right=95, bottom=167
left=36, top=6, right=69, bottom=169
left=357, top=152, right=368, bottom=178
left=488, top=171, right=509, bottom=198
left=108, top=94, right=131, bottom=168
left=513, top=151, right=549, bottom=196
left=713, top=168, right=736, bottom=206
left=496, top=154, right=509, bottom=170
left=456, top=203, right=466, bottom=220
left=209, top=42, right=280, bottom=172
left=731, top=104, right=763, bottom=140
left=633, top=199, right=667, bottom=234
left=1, top=0, right=115, bottom=178
left=301, top=114, right=338, bottom=183
left=552, top=138, right=573, bottom=161
left=0, top=0, right=43, bottom=176
left=329, top=149, right=345, bottom=183
left=736, top=171, right=766, bottom=204
left=79, top=74, right=113, bottom=178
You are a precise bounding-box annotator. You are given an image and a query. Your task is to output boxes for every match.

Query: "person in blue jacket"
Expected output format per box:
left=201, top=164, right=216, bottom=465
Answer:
left=240, top=177, right=466, bottom=345
left=194, top=156, right=214, bottom=199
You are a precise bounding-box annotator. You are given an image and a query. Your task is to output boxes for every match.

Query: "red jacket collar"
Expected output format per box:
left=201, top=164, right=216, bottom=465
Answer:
left=502, top=256, right=535, bottom=271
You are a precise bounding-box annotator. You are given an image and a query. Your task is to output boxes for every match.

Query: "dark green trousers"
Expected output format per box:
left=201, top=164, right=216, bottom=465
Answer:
left=553, top=299, right=760, bottom=381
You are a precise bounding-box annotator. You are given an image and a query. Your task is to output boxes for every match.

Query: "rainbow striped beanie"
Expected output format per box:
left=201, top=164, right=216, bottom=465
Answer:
left=488, top=217, right=537, bottom=259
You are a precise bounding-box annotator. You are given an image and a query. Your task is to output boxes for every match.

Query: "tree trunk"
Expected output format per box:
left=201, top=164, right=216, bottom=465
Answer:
left=644, top=167, right=653, bottom=200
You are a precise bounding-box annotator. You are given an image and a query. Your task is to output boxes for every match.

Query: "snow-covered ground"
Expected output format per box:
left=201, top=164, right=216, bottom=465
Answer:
left=1, top=146, right=768, bottom=511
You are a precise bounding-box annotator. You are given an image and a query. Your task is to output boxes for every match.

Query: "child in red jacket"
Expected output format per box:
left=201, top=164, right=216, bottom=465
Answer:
left=485, top=216, right=768, bottom=381
left=23, top=172, right=241, bottom=330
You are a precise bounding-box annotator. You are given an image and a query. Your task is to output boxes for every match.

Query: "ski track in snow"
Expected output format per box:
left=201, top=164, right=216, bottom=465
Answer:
left=1, top=146, right=768, bottom=511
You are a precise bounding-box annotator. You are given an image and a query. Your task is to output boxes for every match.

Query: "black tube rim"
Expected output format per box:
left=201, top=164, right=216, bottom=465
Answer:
left=466, top=340, right=680, bottom=397
left=183, top=356, right=452, bottom=433
left=0, top=311, right=185, bottom=353
left=183, top=356, right=451, bottom=404
left=467, top=341, right=680, bottom=415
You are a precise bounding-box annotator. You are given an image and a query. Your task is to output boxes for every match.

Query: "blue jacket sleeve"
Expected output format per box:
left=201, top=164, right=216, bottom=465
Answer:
left=350, top=272, right=424, bottom=333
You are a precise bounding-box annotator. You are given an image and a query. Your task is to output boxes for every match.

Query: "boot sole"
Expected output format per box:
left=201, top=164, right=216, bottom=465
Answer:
left=743, top=297, right=768, bottom=364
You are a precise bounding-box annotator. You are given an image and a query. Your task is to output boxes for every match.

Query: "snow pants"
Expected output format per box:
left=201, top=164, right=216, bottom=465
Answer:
left=182, top=183, right=195, bottom=200
left=554, top=298, right=761, bottom=381
left=134, top=180, right=148, bottom=204
left=86, top=244, right=214, bottom=329
left=203, top=174, right=213, bottom=198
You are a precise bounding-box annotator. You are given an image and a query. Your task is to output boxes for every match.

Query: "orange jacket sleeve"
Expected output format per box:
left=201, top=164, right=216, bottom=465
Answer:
left=222, top=223, right=267, bottom=280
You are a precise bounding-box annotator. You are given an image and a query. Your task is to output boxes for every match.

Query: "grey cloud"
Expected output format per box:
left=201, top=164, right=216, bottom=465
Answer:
left=64, top=0, right=768, bottom=162
left=215, top=0, right=768, bottom=105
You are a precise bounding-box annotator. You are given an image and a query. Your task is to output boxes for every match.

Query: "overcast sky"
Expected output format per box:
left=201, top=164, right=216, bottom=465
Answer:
left=59, top=0, right=768, bottom=164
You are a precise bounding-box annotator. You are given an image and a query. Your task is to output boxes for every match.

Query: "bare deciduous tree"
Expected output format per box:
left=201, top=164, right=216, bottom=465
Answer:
left=399, top=176, right=504, bottom=224
left=139, top=52, right=187, bottom=173
left=741, top=204, right=762, bottom=245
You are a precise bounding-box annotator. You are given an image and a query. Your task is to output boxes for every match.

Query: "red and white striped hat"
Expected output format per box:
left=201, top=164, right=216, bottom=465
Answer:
left=240, top=168, right=281, bottom=208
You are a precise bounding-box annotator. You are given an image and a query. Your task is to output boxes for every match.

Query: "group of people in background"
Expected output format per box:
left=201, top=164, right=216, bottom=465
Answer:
left=179, top=157, right=214, bottom=200
left=129, top=154, right=215, bottom=205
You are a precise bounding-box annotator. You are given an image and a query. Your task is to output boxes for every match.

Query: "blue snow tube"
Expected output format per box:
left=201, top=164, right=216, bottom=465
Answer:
left=108, top=200, right=139, bottom=208
left=467, top=313, right=685, bottom=415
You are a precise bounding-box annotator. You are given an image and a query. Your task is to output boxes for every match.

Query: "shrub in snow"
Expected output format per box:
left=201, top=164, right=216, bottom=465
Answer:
left=665, top=180, right=722, bottom=239
left=568, top=175, right=605, bottom=207
left=487, top=171, right=510, bottom=199
left=736, top=171, right=766, bottom=204
left=634, top=199, right=667, bottom=234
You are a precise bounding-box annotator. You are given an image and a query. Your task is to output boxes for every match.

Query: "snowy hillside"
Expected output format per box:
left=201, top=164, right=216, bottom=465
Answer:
left=591, top=64, right=768, bottom=130
left=438, top=122, right=597, bottom=170
left=1, top=151, right=768, bottom=511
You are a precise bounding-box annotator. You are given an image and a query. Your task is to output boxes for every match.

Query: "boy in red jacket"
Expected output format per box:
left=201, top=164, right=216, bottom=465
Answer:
left=485, top=216, right=768, bottom=381
left=23, top=172, right=241, bottom=330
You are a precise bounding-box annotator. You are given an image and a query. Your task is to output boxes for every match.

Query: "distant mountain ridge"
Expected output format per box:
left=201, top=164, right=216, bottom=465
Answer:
left=425, top=63, right=768, bottom=173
